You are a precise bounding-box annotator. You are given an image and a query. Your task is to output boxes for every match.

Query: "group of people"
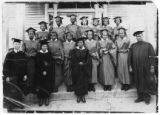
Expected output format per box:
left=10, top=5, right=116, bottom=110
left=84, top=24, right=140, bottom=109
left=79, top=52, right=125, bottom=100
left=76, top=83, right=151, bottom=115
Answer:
left=3, top=14, right=156, bottom=107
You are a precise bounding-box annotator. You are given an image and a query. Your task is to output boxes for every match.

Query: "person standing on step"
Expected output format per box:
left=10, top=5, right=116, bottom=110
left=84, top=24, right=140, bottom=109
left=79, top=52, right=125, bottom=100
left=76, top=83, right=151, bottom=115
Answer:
left=84, top=29, right=99, bottom=92
left=70, top=37, right=92, bottom=103
left=36, top=21, right=49, bottom=41
left=115, top=27, right=130, bottom=91
left=91, top=18, right=101, bottom=41
left=128, top=31, right=156, bottom=105
left=63, top=32, right=76, bottom=92
left=66, top=14, right=81, bottom=41
left=48, top=31, right=64, bottom=92
left=98, top=29, right=116, bottom=91
left=35, top=40, right=54, bottom=106
left=22, top=27, right=40, bottom=93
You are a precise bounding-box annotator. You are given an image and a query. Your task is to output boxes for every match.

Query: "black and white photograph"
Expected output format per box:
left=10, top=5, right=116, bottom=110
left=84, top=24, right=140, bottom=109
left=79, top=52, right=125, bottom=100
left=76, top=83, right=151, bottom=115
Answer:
left=0, top=0, right=159, bottom=113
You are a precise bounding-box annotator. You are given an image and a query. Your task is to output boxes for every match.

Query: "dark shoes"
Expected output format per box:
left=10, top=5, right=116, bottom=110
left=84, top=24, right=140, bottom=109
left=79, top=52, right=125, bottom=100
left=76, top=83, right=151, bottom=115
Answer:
left=39, top=98, right=50, bottom=106
left=121, top=84, right=130, bottom=91
left=45, top=98, right=49, bottom=106
left=88, top=84, right=95, bottom=92
left=77, top=96, right=81, bottom=103
left=134, top=98, right=144, bottom=103
left=104, top=85, right=112, bottom=91
left=67, top=85, right=73, bottom=92
left=77, top=96, right=86, bottom=103
left=145, top=98, right=150, bottom=105
left=53, top=87, right=58, bottom=92
left=81, top=96, right=86, bottom=103
left=39, top=99, right=43, bottom=106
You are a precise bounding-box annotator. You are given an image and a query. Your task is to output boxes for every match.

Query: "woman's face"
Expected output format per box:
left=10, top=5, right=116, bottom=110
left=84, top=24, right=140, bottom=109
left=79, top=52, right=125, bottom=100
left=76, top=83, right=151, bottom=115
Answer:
left=93, top=20, right=99, bottom=26
left=28, top=31, right=35, bottom=40
left=50, top=32, right=57, bottom=40
left=102, top=30, right=108, bottom=39
left=103, top=19, right=109, bottom=26
left=136, top=34, right=143, bottom=41
left=66, top=33, right=72, bottom=41
left=40, top=24, right=46, bottom=31
left=119, top=29, right=125, bottom=38
left=41, top=44, right=48, bottom=52
left=13, top=42, right=21, bottom=50
left=87, top=31, right=93, bottom=40
left=115, top=18, right=121, bottom=25
left=82, top=19, right=87, bottom=25
left=77, top=41, right=84, bottom=48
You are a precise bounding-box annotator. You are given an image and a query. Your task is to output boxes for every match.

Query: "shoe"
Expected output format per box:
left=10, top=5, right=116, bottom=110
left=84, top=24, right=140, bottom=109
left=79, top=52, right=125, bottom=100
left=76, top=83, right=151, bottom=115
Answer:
left=88, top=84, right=92, bottom=91
left=45, top=98, right=49, bottom=106
left=124, top=84, right=130, bottom=91
left=108, top=85, right=112, bottom=91
left=121, top=84, right=125, bottom=90
left=77, top=96, right=81, bottom=103
left=53, top=87, right=58, bottom=92
left=67, top=87, right=71, bottom=92
left=145, top=98, right=150, bottom=105
left=81, top=96, right=86, bottom=103
left=91, top=85, right=95, bottom=92
left=134, top=98, right=144, bottom=103
left=104, top=85, right=107, bottom=91
left=39, top=99, right=43, bottom=106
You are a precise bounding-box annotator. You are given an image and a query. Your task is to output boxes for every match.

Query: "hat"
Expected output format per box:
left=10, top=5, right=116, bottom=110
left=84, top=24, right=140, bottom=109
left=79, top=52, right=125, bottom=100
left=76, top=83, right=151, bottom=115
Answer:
left=26, top=27, right=37, bottom=33
left=40, top=39, right=49, bottom=45
left=92, top=18, right=100, bottom=20
left=100, top=28, right=108, bottom=32
left=76, top=37, right=86, bottom=42
left=118, top=27, right=127, bottom=31
left=102, top=17, right=110, bottom=19
left=12, top=38, right=22, bottom=43
left=85, top=29, right=94, bottom=33
left=55, top=16, right=63, bottom=19
left=68, top=14, right=77, bottom=17
left=38, top=21, right=48, bottom=25
left=113, top=16, right=121, bottom=20
left=80, top=16, right=88, bottom=20
left=133, top=31, right=144, bottom=36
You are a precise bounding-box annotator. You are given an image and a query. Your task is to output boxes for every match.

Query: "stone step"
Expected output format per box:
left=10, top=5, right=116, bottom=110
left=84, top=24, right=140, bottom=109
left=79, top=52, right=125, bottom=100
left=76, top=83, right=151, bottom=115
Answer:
left=24, top=81, right=137, bottom=105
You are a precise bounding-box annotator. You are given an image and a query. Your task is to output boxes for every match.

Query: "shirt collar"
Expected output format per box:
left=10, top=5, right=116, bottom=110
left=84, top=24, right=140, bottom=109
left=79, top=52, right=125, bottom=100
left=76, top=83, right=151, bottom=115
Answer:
left=55, top=24, right=63, bottom=28
left=76, top=46, right=85, bottom=50
left=14, top=49, right=19, bottom=53
left=40, top=50, right=48, bottom=53
left=66, top=40, right=73, bottom=43
left=86, top=39, right=93, bottom=42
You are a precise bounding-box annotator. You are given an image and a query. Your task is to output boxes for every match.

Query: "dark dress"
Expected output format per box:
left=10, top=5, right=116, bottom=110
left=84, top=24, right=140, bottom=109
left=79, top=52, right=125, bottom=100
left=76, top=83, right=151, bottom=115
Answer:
left=128, top=41, right=156, bottom=99
left=35, top=51, right=54, bottom=98
left=3, top=50, right=27, bottom=92
left=70, top=47, right=92, bottom=96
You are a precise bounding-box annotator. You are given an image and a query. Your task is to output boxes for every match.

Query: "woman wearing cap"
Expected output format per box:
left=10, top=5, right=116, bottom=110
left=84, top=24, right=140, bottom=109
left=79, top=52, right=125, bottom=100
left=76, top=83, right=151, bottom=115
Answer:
left=63, top=32, right=76, bottom=92
left=22, top=27, right=40, bottom=93
left=99, top=29, right=116, bottom=91
left=85, top=29, right=99, bottom=92
left=36, top=21, right=49, bottom=41
left=80, top=16, right=91, bottom=38
left=115, top=27, right=130, bottom=91
left=48, top=30, right=64, bottom=92
left=91, top=18, right=101, bottom=41
left=70, top=37, right=92, bottom=103
left=35, top=40, right=54, bottom=106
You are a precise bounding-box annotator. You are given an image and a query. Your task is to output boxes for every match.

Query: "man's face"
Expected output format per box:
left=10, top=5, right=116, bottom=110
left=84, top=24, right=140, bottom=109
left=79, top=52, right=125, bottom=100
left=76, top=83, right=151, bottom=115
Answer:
left=13, top=42, right=21, bottom=50
left=93, top=20, right=99, bottom=26
left=55, top=18, right=61, bottom=26
left=103, top=19, right=109, bottom=26
left=136, top=34, right=143, bottom=41
left=77, top=41, right=84, bottom=48
left=41, top=45, right=48, bottom=52
left=70, top=16, right=76, bottom=24
left=119, top=29, right=125, bottom=38
left=87, top=31, right=93, bottom=40
left=40, top=24, right=46, bottom=31
left=28, top=31, right=35, bottom=39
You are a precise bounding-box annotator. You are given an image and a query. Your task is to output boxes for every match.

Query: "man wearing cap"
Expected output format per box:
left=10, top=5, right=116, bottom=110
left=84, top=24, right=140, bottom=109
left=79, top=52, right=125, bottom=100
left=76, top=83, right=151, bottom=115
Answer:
left=3, top=38, right=27, bottom=93
left=128, top=31, right=156, bottom=104
left=91, top=18, right=101, bottom=39
left=52, top=16, right=66, bottom=42
left=66, top=14, right=81, bottom=41
left=113, top=16, right=123, bottom=42
left=79, top=16, right=91, bottom=37
left=36, top=21, right=49, bottom=41
left=101, top=17, right=113, bottom=39
left=22, top=27, right=40, bottom=93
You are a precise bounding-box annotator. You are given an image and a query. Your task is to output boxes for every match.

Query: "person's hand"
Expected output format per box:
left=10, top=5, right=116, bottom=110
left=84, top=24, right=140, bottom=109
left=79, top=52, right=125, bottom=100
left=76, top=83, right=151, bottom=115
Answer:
left=23, top=75, right=27, bottom=81
left=43, top=71, right=47, bottom=76
left=129, top=66, right=133, bottom=72
left=6, top=77, right=10, bottom=82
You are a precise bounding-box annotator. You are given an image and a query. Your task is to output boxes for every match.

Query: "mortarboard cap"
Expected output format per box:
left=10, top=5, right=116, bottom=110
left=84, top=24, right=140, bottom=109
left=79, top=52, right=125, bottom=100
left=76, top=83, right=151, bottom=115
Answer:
left=38, top=21, right=48, bottom=25
left=26, top=27, right=37, bottom=33
left=113, top=16, right=121, bottom=20
left=12, top=38, right=22, bottom=43
left=55, top=16, right=63, bottom=19
left=133, top=31, right=144, bottom=36
left=102, top=17, right=110, bottom=19
left=118, top=27, right=127, bottom=31
left=40, top=39, right=49, bottom=45
left=92, top=18, right=100, bottom=20
left=85, top=29, right=94, bottom=33
left=80, top=16, right=88, bottom=20
left=76, top=37, right=86, bottom=42
left=68, top=14, right=77, bottom=17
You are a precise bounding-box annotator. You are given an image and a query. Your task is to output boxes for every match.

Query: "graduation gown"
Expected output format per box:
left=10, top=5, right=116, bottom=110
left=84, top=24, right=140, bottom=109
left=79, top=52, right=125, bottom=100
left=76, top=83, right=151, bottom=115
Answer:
left=35, top=51, right=54, bottom=98
left=48, top=39, right=64, bottom=88
left=53, top=25, right=66, bottom=42
left=85, top=39, right=99, bottom=84
left=70, top=47, right=92, bottom=96
left=80, top=25, right=91, bottom=37
left=22, top=40, right=40, bottom=87
left=36, top=30, right=49, bottom=41
left=128, top=41, right=156, bottom=95
left=99, top=39, right=116, bottom=85
left=66, top=24, right=81, bottom=41
left=101, top=25, right=113, bottom=38
left=116, top=36, right=130, bottom=84
left=3, top=50, right=27, bottom=91
left=63, top=40, right=76, bottom=86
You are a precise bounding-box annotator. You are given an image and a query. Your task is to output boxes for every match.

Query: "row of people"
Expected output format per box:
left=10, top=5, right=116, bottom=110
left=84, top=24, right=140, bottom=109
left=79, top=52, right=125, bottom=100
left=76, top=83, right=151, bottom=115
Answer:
left=36, top=14, right=124, bottom=43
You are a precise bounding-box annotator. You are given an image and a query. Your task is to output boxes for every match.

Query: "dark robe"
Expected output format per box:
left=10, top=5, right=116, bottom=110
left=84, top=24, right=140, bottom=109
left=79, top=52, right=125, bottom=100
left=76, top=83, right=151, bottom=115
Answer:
left=128, top=41, right=156, bottom=98
left=3, top=50, right=27, bottom=92
left=70, top=47, right=92, bottom=96
left=35, top=51, right=54, bottom=98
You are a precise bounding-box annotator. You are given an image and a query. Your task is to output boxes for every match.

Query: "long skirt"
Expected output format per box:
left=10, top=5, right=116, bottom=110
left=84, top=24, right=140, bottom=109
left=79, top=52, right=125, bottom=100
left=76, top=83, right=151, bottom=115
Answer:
left=55, top=62, right=63, bottom=88
left=63, top=58, right=72, bottom=86
left=117, top=53, right=130, bottom=84
left=99, top=54, right=115, bottom=85
left=90, top=58, right=99, bottom=84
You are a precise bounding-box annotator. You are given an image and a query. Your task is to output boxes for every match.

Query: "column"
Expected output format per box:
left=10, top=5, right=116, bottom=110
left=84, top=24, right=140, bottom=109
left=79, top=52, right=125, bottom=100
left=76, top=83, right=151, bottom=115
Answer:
left=53, top=3, right=58, bottom=27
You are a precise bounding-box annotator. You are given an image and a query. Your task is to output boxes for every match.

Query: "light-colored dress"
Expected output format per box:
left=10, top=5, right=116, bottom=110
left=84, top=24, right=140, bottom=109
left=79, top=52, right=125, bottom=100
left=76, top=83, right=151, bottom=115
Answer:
left=85, top=39, right=99, bottom=84
left=80, top=25, right=91, bottom=37
left=116, top=36, right=130, bottom=84
left=53, top=25, right=66, bottom=42
left=99, top=38, right=116, bottom=85
left=63, top=40, right=76, bottom=86
left=48, top=39, right=64, bottom=88
left=36, top=30, right=49, bottom=41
